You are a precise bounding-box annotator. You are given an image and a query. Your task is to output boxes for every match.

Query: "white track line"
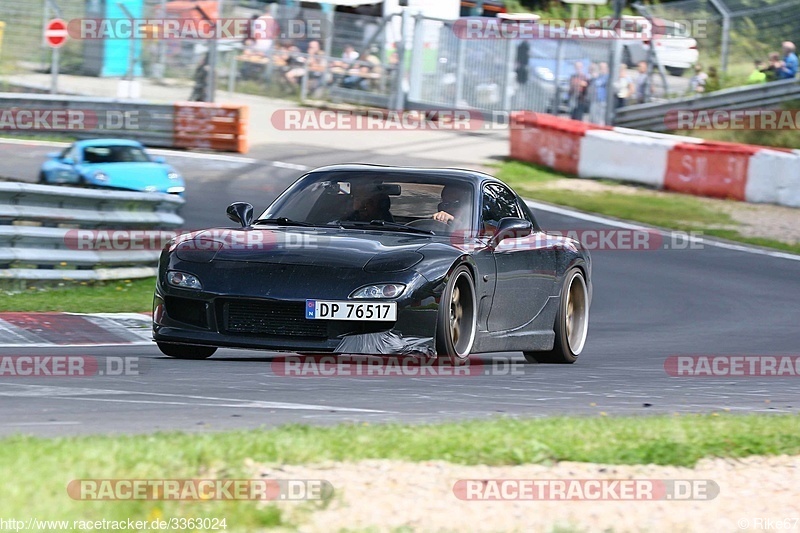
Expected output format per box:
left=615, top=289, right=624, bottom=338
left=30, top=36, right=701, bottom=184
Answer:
left=528, top=200, right=800, bottom=262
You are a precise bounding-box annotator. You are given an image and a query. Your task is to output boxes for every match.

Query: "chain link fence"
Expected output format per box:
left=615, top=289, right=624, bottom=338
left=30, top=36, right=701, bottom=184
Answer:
left=635, top=0, right=800, bottom=85
left=5, top=0, right=788, bottom=126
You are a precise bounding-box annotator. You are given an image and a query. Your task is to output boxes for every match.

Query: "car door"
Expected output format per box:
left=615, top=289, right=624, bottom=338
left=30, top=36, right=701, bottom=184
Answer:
left=484, top=183, right=558, bottom=332
left=49, top=145, right=82, bottom=184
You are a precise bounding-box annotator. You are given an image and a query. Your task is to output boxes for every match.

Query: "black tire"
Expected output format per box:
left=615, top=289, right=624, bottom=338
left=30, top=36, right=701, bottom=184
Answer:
left=435, top=265, right=477, bottom=365
left=38, top=171, right=48, bottom=184
left=157, top=342, right=217, bottom=359
left=665, top=67, right=686, bottom=77
left=524, top=267, right=589, bottom=364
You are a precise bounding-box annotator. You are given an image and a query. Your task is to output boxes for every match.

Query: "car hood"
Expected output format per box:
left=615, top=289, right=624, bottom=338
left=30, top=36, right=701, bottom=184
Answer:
left=78, top=162, right=179, bottom=189
left=179, top=227, right=437, bottom=270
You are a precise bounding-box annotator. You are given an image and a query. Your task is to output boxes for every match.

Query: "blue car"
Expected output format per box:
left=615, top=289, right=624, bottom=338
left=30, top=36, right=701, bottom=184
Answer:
left=39, top=139, right=185, bottom=195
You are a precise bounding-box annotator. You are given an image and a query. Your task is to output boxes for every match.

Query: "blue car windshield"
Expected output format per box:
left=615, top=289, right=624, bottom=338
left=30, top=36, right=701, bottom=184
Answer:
left=82, top=145, right=150, bottom=164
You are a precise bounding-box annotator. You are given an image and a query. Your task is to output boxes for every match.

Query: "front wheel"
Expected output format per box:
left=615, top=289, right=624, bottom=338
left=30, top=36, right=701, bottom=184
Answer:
left=38, top=171, right=48, bottom=184
left=435, top=265, right=477, bottom=365
left=524, top=267, right=589, bottom=364
left=157, top=342, right=217, bottom=359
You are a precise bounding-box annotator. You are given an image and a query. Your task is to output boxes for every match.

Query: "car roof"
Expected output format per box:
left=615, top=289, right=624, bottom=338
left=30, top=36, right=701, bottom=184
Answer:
left=305, top=164, right=503, bottom=186
left=73, top=139, right=145, bottom=148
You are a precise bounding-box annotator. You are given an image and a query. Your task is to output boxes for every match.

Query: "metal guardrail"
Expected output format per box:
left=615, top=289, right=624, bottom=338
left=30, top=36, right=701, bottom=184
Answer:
left=614, top=79, right=800, bottom=132
left=0, top=93, right=249, bottom=152
left=0, top=93, right=174, bottom=147
left=0, top=182, right=184, bottom=281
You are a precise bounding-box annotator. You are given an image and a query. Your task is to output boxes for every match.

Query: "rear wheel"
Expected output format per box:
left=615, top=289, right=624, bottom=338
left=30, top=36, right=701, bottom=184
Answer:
left=436, top=265, right=477, bottom=365
left=524, top=267, right=589, bottom=364
left=157, top=342, right=217, bottom=359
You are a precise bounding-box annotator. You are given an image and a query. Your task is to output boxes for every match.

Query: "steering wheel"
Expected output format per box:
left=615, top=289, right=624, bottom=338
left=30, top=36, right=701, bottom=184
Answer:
left=405, top=218, right=450, bottom=233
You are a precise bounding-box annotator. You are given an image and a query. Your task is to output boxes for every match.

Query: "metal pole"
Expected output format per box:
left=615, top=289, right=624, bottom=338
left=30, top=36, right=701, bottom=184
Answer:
left=553, top=40, right=564, bottom=115
left=707, top=0, right=730, bottom=74
left=501, top=34, right=513, bottom=111
left=116, top=4, right=136, bottom=84
left=392, top=11, right=410, bottom=111
left=605, top=0, right=625, bottom=124
left=207, top=0, right=224, bottom=103
left=454, top=34, right=466, bottom=107
left=407, top=13, right=425, bottom=102
left=51, top=48, right=60, bottom=94
left=156, top=0, right=167, bottom=80
left=46, top=0, right=63, bottom=94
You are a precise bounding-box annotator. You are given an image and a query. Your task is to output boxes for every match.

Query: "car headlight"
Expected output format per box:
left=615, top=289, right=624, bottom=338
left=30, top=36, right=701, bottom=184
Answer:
left=167, top=171, right=181, bottom=180
left=167, top=271, right=202, bottom=290
left=535, top=66, right=555, bottom=81
left=350, top=284, right=405, bottom=299
left=167, top=186, right=186, bottom=194
left=93, top=171, right=109, bottom=182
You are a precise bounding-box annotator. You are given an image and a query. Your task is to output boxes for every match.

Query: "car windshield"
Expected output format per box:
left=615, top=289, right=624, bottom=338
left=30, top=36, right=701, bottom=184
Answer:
left=259, top=171, right=476, bottom=236
left=82, top=145, right=151, bottom=164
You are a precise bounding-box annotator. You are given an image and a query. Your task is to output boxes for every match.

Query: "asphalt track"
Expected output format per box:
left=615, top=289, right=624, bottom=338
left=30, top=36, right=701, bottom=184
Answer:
left=1, top=141, right=799, bottom=437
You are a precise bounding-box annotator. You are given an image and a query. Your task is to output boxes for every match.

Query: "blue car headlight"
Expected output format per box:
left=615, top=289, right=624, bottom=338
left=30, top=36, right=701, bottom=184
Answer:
left=93, top=171, right=109, bottom=182
left=167, top=171, right=181, bottom=181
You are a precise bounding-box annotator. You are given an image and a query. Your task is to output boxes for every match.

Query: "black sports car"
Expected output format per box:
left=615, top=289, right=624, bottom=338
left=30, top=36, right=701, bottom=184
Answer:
left=153, top=164, right=592, bottom=364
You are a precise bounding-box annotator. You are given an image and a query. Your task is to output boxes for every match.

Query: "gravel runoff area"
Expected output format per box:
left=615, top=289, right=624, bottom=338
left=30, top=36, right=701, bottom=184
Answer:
left=248, top=456, right=800, bottom=532
left=539, top=178, right=800, bottom=245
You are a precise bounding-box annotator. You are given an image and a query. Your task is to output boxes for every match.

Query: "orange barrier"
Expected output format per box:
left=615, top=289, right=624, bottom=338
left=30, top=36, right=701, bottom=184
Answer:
left=510, top=112, right=610, bottom=175
left=173, top=103, right=249, bottom=153
left=664, top=142, right=761, bottom=201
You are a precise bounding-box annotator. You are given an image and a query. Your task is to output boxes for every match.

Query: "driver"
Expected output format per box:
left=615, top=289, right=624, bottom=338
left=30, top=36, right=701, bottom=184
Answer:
left=432, top=185, right=469, bottom=224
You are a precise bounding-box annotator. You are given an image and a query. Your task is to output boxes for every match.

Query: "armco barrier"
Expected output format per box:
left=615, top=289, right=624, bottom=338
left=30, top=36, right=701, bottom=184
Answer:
left=0, top=182, right=184, bottom=281
left=510, top=112, right=610, bottom=175
left=510, top=113, right=800, bottom=209
left=0, top=93, right=248, bottom=153
left=663, top=142, right=761, bottom=201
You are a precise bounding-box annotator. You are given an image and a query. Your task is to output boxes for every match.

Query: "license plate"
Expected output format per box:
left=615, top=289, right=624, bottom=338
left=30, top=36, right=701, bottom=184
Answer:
left=305, top=300, right=397, bottom=321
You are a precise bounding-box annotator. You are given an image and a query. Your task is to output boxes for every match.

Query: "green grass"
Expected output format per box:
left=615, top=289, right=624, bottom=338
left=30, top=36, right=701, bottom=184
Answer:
left=0, top=278, right=155, bottom=313
left=497, top=160, right=800, bottom=255
left=1, top=415, right=798, bottom=527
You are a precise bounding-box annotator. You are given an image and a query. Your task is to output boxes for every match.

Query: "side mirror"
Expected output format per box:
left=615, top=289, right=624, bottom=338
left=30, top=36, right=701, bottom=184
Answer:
left=227, top=202, right=254, bottom=228
left=62, top=157, right=74, bottom=165
left=47, top=151, right=61, bottom=160
left=489, top=217, right=532, bottom=248
left=153, top=156, right=166, bottom=163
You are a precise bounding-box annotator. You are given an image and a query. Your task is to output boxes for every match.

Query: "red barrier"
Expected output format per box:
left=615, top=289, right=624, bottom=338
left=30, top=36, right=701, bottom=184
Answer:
left=174, top=102, right=249, bottom=153
left=510, top=113, right=609, bottom=175
left=664, top=142, right=761, bottom=200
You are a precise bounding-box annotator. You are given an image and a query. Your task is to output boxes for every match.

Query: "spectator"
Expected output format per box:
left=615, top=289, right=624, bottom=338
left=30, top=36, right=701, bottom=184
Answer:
left=285, top=40, right=326, bottom=91
left=568, top=61, right=589, bottom=120
left=705, top=66, right=721, bottom=92
left=634, top=61, right=650, bottom=104
left=761, top=52, right=782, bottom=82
left=587, top=62, right=609, bottom=124
left=614, top=64, right=634, bottom=108
left=777, top=41, right=798, bottom=79
left=189, top=53, right=210, bottom=102
left=747, top=60, right=767, bottom=84
left=689, top=64, right=708, bottom=94
left=515, top=41, right=530, bottom=85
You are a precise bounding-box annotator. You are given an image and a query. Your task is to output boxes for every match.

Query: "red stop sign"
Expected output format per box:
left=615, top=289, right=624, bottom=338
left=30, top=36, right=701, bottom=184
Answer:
left=45, top=19, right=68, bottom=48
